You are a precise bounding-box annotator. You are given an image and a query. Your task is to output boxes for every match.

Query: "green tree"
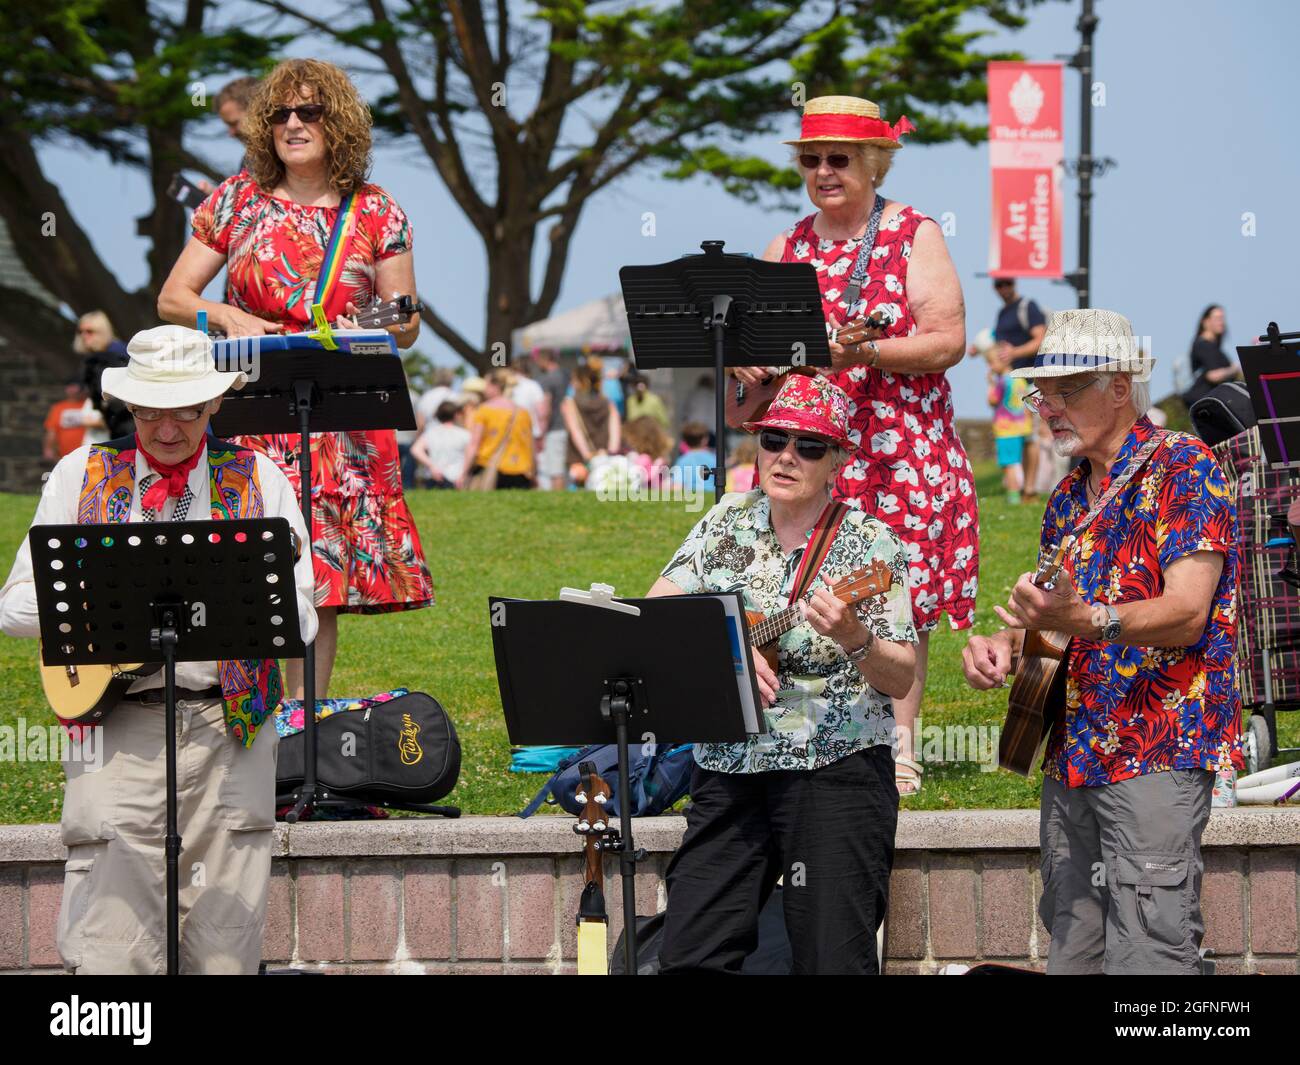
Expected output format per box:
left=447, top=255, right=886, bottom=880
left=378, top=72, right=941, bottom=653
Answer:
left=0, top=0, right=282, bottom=367
left=251, top=0, right=1041, bottom=371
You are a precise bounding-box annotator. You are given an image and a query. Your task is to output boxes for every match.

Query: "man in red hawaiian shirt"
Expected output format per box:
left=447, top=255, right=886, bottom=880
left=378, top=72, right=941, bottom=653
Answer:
left=961, top=309, right=1242, bottom=975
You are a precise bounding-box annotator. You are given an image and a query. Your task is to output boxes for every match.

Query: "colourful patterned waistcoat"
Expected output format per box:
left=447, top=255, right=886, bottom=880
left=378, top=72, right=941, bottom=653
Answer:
left=77, top=437, right=284, bottom=746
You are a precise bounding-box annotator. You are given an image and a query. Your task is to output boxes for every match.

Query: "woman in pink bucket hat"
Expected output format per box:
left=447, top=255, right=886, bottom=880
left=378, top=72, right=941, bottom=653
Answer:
left=735, top=94, right=976, bottom=797
left=647, top=372, right=918, bottom=973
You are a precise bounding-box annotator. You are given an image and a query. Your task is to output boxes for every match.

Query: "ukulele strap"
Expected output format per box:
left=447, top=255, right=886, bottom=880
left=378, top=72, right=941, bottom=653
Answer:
left=788, top=500, right=850, bottom=606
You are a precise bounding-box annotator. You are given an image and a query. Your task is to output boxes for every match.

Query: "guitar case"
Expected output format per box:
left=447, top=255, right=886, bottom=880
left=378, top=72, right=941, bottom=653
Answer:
left=275, top=691, right=461, bottom=812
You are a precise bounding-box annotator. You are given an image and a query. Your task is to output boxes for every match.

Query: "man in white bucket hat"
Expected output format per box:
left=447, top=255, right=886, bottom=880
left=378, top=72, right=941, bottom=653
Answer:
left=960, top=308, right=1242, bottom=975
left=0, top=324, right=316, bottom=974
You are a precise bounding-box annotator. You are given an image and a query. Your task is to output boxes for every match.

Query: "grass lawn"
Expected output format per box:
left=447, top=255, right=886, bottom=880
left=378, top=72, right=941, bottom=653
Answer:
left=1, top=463, right=1295, bottom=823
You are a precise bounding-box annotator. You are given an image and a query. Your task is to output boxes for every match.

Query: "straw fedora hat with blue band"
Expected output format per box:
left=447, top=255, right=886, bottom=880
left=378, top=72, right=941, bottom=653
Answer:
left=1008, top=308, right=1155, bottom=382
left=101, top=325, right=246, bottom=409
left=783, top=95, right=916, bottom=148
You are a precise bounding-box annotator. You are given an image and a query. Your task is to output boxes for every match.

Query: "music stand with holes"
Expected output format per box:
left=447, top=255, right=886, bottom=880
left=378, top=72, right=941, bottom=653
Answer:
left=490, top=588, right=762, bottom=974
left=30, top=518, right=303, bottom=975
left=619, top=241, right=831, bottom=502
left=208, top=339, right=415, bottom=822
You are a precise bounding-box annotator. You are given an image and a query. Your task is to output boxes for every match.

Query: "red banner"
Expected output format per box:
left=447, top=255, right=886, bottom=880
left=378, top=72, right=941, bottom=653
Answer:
left=987, top=61, right=1063, bottom=278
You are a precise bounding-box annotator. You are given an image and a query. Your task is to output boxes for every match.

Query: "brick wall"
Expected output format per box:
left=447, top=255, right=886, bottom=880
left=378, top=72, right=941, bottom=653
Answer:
left=1, top=811, right=1297, bottom=974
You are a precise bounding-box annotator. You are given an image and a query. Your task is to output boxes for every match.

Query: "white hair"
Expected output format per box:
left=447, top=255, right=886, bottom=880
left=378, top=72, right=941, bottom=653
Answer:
left=1090, top=372, right=1149, bottom=414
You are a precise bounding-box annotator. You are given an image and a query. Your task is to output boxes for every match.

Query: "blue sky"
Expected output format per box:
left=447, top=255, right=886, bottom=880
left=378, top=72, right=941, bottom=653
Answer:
left=37, top=0, right=1300, bottom=417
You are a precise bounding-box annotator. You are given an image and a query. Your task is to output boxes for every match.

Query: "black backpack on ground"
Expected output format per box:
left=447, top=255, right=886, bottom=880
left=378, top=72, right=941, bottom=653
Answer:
left=275, top=691, right=461, bottom=812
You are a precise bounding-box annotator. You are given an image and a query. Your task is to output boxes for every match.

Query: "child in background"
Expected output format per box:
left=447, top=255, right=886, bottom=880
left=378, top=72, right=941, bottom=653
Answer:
left=970, top=326, right=1031, bottom=504
left=672, top=422, right=714, bottom=492
left=410, top=400, right=471, bottom=488
left=726, top=437, right=758, bottom=493
left=623, top=416, right=672, bottom=489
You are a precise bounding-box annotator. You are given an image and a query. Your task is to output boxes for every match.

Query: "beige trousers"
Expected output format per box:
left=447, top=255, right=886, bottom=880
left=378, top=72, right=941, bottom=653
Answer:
left=57, top=696, right=278, bottom=974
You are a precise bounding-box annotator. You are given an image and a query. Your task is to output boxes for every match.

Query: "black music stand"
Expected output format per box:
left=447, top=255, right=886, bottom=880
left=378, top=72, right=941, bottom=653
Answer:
left=1238, top=322, right=1300, bottom=470
left=490, top=585, right=763, bottom=975
left=30, top=518, right=304, bottom=975
left=619, top=241, right=832, bottom=502
left=210, top=344, right=415, bottom=822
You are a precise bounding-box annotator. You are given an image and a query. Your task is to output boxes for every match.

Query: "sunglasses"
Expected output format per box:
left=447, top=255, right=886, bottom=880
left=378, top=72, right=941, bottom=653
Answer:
left=758, top=429, right=831, bottom=461
left=269, top=104, right=324, bottom=125
left=127, top=403, right=209, bottom=423
left=798, top=152, right=853, bottom=170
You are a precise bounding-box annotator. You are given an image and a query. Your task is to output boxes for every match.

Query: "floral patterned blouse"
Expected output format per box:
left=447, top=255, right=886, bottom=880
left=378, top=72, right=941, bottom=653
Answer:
left=661, top=489, right=917, bottom=773
left=1039, top=417, right=1243, bottom=787
left=192, top=174, right=412, bottom=325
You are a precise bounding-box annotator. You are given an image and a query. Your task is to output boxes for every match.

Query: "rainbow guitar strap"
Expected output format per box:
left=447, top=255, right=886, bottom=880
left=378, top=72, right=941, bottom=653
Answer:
left=308, top=190, right=359, bottom=351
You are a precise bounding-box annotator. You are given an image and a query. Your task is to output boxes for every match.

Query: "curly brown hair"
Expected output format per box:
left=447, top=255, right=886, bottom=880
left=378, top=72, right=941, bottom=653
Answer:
left=243, top=59, right=373, bottom=195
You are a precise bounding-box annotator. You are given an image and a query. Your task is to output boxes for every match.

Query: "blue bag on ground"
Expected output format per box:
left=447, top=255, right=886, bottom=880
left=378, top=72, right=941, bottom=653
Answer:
left=509, top=746, right=581, bottom=773
left=518, top=743, right=694, bottom=817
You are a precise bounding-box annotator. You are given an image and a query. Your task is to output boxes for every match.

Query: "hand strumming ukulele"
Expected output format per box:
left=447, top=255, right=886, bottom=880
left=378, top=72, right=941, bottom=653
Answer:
left=745, top=559, right=894, bottom=675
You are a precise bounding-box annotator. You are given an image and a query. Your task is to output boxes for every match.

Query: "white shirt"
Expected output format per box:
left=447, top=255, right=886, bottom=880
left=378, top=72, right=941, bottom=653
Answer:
left=0, top=443, right=318, bottom=693
left=417, top=422, right=471, bottom=482
left=512, top=378, right=546, bottom=435
left=416, top=386, right=454, bottom=428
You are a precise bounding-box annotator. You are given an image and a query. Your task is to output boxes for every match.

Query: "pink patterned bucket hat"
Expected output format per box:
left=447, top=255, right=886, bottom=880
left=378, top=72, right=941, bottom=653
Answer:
left=743, top=372, right=853, bottom=450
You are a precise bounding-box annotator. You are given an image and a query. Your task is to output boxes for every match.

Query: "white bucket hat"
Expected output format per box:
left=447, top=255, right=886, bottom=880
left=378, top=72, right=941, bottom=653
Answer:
left=1008, top=308, right=1154, bottom=382
left=101, top=325, right=246, bottom=408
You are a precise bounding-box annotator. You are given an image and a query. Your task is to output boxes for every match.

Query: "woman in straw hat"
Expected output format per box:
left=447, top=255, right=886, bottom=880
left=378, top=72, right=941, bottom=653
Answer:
left=744, top=95, right=976, bottom=796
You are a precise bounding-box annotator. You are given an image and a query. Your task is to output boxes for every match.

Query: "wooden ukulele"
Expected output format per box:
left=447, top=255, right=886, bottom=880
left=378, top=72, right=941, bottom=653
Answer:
left=745, top=559, right=894, bottom=674
left=723, top=309, right=894, bottom=428
left=998, top=538, right=1075, bottom=777
left=573, top=762, right=612, bottom=975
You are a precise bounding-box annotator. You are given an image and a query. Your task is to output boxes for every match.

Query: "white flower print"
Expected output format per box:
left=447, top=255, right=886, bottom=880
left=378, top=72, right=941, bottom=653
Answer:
left=914, top=438, right=932, bottom=459
left=825, top=257, right=852, bottom=278
left=916, top=590, right=939, bottom=614
left=876, top=491, right=900, bottom=514
left=958, top=478, right=972, bottom=497
left=909, top=566, right=931, bottom=588
left=843, top=458, right=869, bottom=482
left=904, top=515, right=926, bottom=533
left=871, top=429, right=903, bottom=455
left=793, top=239, right=811, bottom=259
left=962, top=578, right=978, bottom=599
left=824, top=287, right=842, bottom=303
left=923, top=462, right=944, bottom=487
left=927, top=424, right=943, bottom=443
left=899, top=384, right=918, bottom=403
left=871, top=400, right=896, bottom=421
left=908, top=489, right=929, bottom=511
left=846, top=427, right=862, bottom=449
left=956, top=513, right=973, bottom=531
left=953, top=545, right=974, bottom=570
left=903, top=412, right=921, bottom=434
left=928, top=519, right=943, bottom=541
left=893, top=463, right=919, bottom=487
left=883, top=273, right=903, bottom=295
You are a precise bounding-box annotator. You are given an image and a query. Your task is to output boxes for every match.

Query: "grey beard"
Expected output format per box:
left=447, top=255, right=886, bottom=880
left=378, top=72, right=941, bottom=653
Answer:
left=1051, top=431, right=1083, bottom=457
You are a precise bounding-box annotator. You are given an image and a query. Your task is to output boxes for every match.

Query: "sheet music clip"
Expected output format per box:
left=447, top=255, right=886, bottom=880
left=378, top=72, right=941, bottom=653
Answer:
left=558, top=582, right=642, bottom=617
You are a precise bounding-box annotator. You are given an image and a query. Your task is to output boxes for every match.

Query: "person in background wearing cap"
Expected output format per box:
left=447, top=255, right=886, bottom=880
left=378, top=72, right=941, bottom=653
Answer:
left=0, top=326, right=317, bottom=974
left=744, top=95, right=976, bottom=799
left=960, top=309, right=1242, bottom=975
left=647, top=374, right=917, bottom=974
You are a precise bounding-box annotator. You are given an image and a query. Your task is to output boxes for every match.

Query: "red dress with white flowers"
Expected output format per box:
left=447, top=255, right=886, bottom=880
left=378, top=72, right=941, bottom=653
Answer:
left=781, top=207, right=979, bottom=631
left=193, top=174, right=434, bottom=614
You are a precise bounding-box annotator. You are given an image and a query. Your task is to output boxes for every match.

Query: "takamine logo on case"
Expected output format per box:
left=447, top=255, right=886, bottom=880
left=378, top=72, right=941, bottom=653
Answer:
left=398, top=712, right=423, bottom=765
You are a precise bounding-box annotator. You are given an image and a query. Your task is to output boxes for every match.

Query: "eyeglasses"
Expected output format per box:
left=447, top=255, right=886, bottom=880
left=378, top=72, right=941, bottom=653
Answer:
left=758, top=429, right=831, bottom=461
left=269, top=104, right=324, bottom=125
left=798, top=152, right=853, bottom=170
left=1023, top=378, right=1096, bottom=415
left=127, top=403, right=209, bottom=423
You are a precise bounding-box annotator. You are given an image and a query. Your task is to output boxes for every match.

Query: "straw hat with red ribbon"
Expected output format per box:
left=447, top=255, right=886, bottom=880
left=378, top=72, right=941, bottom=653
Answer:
left=783, top=95, right=916, bottom=148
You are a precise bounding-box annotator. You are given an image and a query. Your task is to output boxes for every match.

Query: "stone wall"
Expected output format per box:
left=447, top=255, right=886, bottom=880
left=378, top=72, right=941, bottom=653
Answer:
left=2, top=810, right=1296, bottom=974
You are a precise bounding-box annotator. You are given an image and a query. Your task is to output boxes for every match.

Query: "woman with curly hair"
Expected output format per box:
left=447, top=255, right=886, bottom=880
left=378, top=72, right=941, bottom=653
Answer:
left=158, top=58, right=433, bottom=698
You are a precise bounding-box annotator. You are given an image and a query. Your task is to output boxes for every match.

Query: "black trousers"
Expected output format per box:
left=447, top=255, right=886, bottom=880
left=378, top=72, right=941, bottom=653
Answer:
left=659, top=746, right=899, bottom=975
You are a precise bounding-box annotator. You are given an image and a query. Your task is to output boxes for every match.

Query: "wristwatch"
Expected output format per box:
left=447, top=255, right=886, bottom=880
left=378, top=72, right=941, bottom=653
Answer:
left=1099, top=604, right=1122, bottom=642
left=846, top=629, right=875, bottom=663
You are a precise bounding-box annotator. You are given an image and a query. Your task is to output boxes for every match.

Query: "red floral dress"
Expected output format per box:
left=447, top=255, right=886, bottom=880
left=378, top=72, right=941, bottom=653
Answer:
left=193, top=174, right=434, bottom=614
left=781, top=207, right=979, bottom=631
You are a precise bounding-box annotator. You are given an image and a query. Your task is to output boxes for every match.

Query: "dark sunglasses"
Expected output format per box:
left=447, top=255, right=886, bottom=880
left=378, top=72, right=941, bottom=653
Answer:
left=269, top=104, right=325, bottom=125
left=759, top=429, right=831, bottom=461
left=798, top=152, right=853, bottom=170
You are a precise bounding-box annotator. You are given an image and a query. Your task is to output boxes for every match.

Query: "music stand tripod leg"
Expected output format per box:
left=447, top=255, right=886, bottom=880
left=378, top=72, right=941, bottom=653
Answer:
left=602, top=679, right=647, bottom=975
left=288, top=379, right=319, bottom=823
left=708, top=295, right=732, bottom=505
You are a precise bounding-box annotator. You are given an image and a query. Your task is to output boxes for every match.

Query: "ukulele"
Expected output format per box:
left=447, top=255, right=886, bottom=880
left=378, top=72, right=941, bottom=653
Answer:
left=723, top=309, right=894, bottom=428
left=745, top=559, right=894, bottom=675
left=204, top=294, right=422, bottom=339
left=573, top=762, right=612, bottom=975
left=997, top=538, right=1075, bottom=777
left=40, top=658, right=161, bottom=724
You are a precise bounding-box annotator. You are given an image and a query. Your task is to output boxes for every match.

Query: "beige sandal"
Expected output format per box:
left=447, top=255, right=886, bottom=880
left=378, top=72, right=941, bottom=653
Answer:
left=895, top=755, right=923, bottom=796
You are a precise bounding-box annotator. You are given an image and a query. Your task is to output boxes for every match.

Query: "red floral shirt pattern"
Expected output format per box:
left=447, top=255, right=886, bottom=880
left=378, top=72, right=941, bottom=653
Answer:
left=192, top=175, right=433, bottom=615
left=1040, top=418, right=1243, bottom=787
left=782, top=207, right=979, bottom=631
